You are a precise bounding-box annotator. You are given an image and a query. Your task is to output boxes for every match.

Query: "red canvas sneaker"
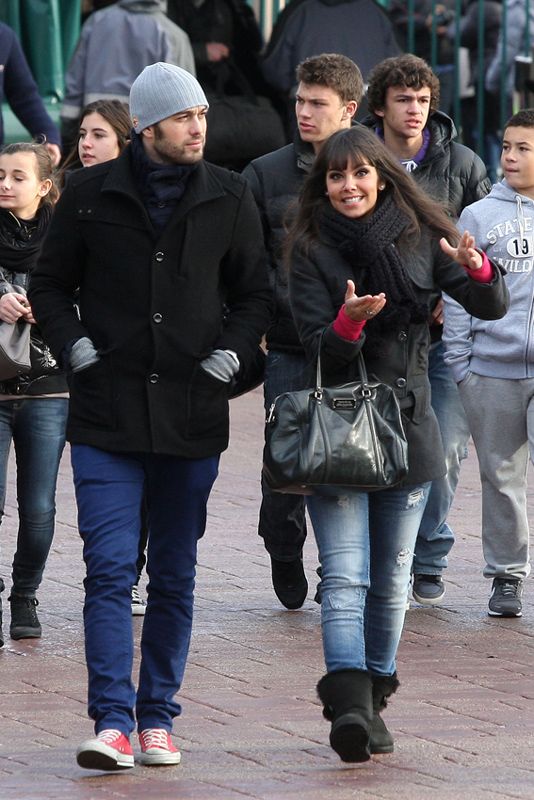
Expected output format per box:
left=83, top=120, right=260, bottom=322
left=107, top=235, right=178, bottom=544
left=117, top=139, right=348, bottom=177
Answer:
left=139, top=728, right=181, bottom=765
left=76, top=728, right=134, bottom=771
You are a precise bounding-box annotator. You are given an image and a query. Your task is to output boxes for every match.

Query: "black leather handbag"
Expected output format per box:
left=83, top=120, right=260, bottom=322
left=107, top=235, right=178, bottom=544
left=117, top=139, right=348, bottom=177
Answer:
left=262, top=350, right=409, bottom=494
left=204, top=60, right=286, bottom=169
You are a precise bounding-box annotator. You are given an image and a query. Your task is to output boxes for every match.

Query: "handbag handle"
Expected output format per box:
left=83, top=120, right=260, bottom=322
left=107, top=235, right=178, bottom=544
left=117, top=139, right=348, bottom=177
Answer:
left=212, top=57, right=257, bottom=102
left=314, top=337, right=369, bottom=401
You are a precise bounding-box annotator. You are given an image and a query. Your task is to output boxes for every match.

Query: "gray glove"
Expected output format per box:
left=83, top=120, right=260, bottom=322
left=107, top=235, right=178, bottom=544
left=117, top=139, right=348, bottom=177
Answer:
left=70, top=337, right=100, bottom=373
left=200, top=349, right=240, bottom=383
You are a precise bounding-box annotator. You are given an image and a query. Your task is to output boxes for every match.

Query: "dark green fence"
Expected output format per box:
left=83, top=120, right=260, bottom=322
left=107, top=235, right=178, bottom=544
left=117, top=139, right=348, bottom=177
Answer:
left=0, top=0, right=81, bottom=99
left=0, top=0, right=81, bottom=142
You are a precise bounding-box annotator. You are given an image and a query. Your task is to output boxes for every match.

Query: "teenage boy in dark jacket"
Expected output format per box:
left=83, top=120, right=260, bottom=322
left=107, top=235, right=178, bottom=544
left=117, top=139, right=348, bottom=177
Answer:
left=363, top=53, right=491, bottom=606
left=242, top=53, right=364, bottom=609
left=29, top=63, right=270, bottom=772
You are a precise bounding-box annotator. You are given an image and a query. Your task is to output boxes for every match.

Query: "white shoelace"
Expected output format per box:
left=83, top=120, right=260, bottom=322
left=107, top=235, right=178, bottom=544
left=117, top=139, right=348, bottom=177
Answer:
left=131, top=586, right=145, bottom=604
left=97, top=729, right=123, bottom=743
left=141, top=728, right=169, bottom=749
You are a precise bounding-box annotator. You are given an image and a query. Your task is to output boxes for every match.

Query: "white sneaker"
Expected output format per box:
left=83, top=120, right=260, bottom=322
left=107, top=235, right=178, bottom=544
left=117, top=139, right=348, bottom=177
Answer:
left=131, top=585, right=147, bottom=616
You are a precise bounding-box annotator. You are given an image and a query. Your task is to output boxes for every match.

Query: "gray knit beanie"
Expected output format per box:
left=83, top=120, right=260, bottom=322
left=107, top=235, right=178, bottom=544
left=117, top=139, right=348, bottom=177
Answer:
left=130, top=63, right=209, bottom=133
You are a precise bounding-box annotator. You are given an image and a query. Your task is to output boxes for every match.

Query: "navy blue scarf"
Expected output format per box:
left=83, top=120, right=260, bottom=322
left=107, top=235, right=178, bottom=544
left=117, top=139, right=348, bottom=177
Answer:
left=130, top=131, right=197, bottom=236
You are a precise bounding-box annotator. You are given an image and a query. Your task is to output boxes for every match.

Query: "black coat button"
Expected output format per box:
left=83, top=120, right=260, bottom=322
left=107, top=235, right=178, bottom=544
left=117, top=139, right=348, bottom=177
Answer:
left=395, top=377, right=407, bottom=388
left=153, top=313, right=162, bottom=323
left=149, top=373, right=159, bottom=384
left=155, top=252, right=164, bottom=262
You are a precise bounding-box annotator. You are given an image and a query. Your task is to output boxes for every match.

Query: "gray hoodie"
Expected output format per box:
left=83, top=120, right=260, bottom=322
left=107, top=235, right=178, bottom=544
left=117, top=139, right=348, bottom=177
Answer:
left=443, top=179, right=534, bottom=381
left=61, top=0, right=195, bottom=122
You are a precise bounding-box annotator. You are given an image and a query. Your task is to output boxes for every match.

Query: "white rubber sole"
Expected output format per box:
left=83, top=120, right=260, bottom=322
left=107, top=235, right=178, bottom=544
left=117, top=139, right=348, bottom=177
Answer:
left=139, top=749, right=182, bottom=766
left=412, top=585, right=446, bottom=607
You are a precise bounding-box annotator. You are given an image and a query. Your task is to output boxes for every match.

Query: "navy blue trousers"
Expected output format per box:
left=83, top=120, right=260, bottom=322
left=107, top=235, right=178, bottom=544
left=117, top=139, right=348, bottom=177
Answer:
left=71, top=444, right=219, bottom=735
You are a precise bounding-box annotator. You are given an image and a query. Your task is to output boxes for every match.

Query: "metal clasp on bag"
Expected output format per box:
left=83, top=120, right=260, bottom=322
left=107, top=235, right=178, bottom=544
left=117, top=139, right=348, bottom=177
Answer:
left=314, top=387, right=323, bottom=402
left=267, top=402, right=276, bottom=423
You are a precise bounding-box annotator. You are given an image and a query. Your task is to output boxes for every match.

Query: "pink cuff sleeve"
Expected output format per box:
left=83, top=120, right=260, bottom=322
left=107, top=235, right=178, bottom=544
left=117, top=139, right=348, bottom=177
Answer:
left=464, top=251, right=493, bottom=283
left=332, top=305, right=366, bottom=341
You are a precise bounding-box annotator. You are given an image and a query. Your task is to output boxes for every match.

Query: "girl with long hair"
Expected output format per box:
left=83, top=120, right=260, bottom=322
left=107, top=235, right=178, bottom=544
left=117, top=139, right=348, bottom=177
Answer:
left=60, top=99, right=131, bottom=177
left=0, top=142, right=66, bottom=645
left=287, top=126, right=508, bottom=763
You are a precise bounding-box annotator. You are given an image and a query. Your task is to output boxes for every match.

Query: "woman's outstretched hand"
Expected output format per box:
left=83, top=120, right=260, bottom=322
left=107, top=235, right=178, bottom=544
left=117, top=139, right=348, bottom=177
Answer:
left=343, top=280, right=386, bottom=322
left=440, top=231, right=482, bottom=270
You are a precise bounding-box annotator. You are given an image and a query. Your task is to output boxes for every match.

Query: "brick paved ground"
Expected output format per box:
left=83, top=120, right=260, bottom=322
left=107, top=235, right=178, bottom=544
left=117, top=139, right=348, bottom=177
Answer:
left=1, top=387, right=533, bottom=800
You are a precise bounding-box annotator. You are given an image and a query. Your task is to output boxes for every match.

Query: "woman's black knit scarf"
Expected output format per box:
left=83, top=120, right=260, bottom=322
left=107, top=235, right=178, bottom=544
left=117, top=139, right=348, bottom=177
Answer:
left=0, top=204, right=52, bottom=273
left=320, top=193, right=428, bottom=343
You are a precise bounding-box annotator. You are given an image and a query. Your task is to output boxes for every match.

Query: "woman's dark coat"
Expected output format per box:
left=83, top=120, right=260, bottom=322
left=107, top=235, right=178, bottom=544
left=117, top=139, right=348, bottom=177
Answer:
left=289, top=229, right=509, bottom=484
left=28, top=148, right=271, bottom=459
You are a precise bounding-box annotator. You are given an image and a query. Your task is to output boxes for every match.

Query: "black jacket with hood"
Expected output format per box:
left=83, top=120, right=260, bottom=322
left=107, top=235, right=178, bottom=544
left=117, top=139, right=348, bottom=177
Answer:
left=363, top=110, right=491, bottom=217
left=243, top=135, right=314, bottom=353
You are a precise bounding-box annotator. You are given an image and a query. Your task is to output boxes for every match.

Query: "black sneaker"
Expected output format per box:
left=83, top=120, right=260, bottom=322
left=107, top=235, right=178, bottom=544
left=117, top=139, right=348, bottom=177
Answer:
left=412, top=574, right=445, bottom=606
left=314, top=565, right=322, bottom=604
left=488, top=577, right=523, bottom=617
left=9, top=594, right=42, bottom=639
left=270, top=556, right=308, bottom=609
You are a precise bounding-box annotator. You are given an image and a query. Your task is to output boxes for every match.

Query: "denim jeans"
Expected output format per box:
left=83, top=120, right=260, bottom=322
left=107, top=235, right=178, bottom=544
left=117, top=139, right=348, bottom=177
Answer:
left=413, top=341, right=470, bottom=575
left=308, top=482, right=430, bottom=676
left=71, top=444, right=219, bottom=735
left=0, top=398, right=67, bottom=596
left=258, top=350, right=314, bottom=561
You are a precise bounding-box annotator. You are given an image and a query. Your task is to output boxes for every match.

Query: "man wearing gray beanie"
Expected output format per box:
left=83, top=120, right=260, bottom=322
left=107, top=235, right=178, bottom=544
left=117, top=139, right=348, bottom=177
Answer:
left=29, top=61, right=270, bottom=772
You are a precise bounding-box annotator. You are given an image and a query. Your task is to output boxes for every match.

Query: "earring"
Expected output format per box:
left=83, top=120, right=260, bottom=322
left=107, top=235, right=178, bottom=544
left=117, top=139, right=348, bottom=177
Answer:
left=325, top=191, right=329, bottom=196
left=379, top=184, right=385, bottom=190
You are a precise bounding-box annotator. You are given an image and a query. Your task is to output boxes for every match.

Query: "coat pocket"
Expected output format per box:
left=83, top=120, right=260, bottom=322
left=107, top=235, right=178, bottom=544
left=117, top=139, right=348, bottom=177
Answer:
left=185, top=363, right=229, bottom=440
left=67, top=355, right=117, bottom=430
left=402, top=385, right=431, bottom=425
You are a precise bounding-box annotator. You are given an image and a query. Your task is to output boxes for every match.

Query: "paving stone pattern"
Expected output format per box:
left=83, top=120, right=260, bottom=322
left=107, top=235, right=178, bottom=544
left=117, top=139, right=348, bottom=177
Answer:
left=1, top=387, right=533, bottom=799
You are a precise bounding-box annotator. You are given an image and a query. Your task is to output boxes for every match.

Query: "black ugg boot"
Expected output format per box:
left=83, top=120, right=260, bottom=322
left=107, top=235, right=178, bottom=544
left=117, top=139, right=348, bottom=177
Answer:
left=317, top=669, right=373, bottom=762
left=369, top=672, right=400, bottom=754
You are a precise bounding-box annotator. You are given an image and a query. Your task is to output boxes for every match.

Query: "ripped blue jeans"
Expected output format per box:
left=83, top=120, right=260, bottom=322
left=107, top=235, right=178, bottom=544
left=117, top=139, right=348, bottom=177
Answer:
left=307, top=482, right=430, bottom=676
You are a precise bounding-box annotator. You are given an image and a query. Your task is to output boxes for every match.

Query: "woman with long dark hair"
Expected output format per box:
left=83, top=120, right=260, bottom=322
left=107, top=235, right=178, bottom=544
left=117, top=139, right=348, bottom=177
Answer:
left=287, top=126, right=508, bottom=763
left=60, top=99, right=131, bottom=177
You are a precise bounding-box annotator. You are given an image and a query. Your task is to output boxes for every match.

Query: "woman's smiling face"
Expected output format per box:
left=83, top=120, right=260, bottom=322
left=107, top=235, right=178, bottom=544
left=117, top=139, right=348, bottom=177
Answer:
left=326, top=158, right=381, bottom=220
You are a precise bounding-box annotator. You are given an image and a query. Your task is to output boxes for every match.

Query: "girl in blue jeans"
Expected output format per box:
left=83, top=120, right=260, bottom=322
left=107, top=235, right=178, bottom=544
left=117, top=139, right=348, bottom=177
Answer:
left=0, top=143, right=66, bottom=646
left=287, top=127, right=508, bottom=762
